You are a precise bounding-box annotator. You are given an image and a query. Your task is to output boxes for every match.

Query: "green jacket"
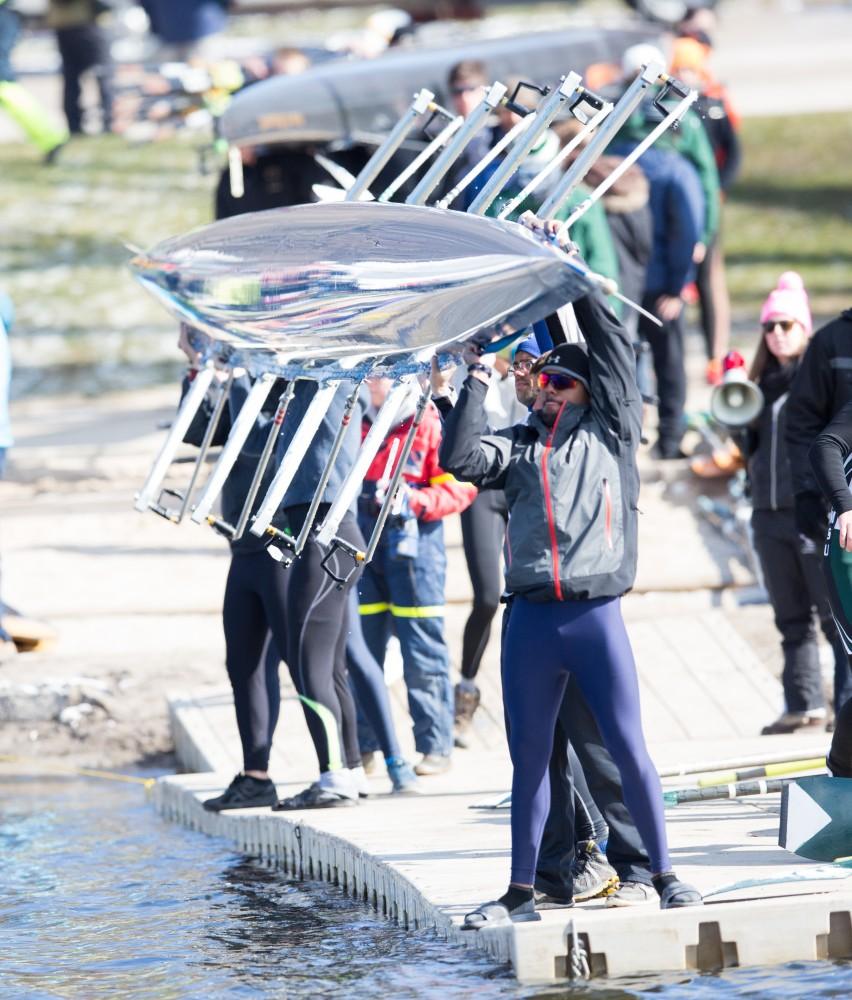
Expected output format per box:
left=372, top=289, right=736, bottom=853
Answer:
left=613, top=105, right=720, bottom=245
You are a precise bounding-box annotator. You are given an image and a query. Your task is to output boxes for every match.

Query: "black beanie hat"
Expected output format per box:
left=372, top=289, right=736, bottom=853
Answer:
left=541, top=343, right=591, bottom=391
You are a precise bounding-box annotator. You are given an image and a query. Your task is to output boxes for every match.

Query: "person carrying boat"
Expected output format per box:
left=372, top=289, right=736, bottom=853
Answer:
left=438, top=236, right=701, bottom=925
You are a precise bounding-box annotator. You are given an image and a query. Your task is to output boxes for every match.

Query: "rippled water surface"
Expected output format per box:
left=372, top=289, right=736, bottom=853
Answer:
left=2, top=775, right=852, bottom=999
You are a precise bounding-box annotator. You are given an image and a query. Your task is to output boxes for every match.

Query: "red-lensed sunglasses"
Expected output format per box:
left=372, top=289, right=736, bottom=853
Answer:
left=537, top=371, right=580, bottom=391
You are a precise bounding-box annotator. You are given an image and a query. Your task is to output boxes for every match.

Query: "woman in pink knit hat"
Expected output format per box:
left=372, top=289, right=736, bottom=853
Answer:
left=739, top=273, right=847, bottom=734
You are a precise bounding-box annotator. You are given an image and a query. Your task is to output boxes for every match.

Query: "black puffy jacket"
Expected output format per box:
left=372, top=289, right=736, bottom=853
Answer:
left=786, top=309, right=852, bottom=497
left=741, top=358, right=799, bottom=511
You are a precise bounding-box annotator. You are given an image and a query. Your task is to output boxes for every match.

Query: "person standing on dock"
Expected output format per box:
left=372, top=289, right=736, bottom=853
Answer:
left=735, top=275, right=847, bottom=735
left=439, top=241, right=701, bottom=924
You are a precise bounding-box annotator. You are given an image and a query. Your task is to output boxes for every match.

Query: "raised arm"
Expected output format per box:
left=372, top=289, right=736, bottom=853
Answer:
left=438, top=373, right=514, bottom=491
left=574, top=285, right=643, bottom=447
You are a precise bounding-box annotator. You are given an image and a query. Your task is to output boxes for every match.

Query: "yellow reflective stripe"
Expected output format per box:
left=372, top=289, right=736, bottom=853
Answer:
left=359, top=602, right=391, bottom=615
left=390, top=604, right=444, bottom=619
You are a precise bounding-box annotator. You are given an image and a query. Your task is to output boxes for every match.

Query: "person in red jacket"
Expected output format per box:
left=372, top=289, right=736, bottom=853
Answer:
left=357, top=378, right=477, bottom=776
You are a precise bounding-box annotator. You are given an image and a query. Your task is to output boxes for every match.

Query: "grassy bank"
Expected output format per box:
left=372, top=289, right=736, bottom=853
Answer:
left=1, top=109, right=850, bottom=385
left=725, top=110, right=852, bottom=321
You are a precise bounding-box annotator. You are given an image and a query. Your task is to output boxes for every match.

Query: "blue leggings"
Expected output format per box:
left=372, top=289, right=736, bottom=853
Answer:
left=346, top=587, right=402, bottom=760
left=503, top=595, right=669, bottom=886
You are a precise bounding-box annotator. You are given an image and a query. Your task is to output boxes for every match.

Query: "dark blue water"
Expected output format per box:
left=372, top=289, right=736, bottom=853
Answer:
left=2, top=775, right=852, bottom=999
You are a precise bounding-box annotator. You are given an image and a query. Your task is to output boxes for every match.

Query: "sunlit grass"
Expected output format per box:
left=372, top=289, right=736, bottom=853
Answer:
left=725, top=111, right=852, bottom=321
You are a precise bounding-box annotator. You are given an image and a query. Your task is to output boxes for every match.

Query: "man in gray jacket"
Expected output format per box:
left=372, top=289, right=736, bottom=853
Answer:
left=440, top=280, right=700, bottom=925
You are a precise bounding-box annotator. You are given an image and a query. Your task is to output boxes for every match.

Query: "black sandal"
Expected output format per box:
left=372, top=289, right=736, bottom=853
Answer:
left=272, top=782, right=358, bottom=811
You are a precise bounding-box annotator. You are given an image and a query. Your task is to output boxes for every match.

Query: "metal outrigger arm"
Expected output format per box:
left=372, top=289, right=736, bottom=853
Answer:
left=346, top=87, right=435, bottom=202
left=434, top=109, right=535, bottom=210
left=466, top=72, right=583, bottom=216
left=134, top=364, right=216, bottom=515
left=406, top=81, right=507, bottom=206
left=190, top=373, right=277, bottom=524
left=228, top=379, right=296, bottom=541
left=314, top=376, right=420, bottom=553
left=497, top=101, right=612, bottom=220
left=554, top=82, right=697, bottom=237
left=267, top=379, right=364, bottom=566
left=250, top=379, right=345, bottom=537
left=172, top=369, right=235, bottom=522
left=537, top=60, right=667, bottom=220
left=379, top=111, right=462, bottom=203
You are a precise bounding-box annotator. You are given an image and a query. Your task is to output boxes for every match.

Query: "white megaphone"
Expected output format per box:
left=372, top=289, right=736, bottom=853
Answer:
left=710, top=351, right=764, bottom=427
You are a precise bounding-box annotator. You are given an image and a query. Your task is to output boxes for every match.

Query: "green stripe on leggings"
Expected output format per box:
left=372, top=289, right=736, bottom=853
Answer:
left=297, top=694, right=343, bottom=771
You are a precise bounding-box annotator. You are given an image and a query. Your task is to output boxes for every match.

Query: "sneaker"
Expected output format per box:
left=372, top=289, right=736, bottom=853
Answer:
left=386, top=757, right=421, bottom=794
left=571, top=840, right=619, bottom=901
left=414, top=753, right=451, bottom=776
left=533, top=889, right=574, bottom=910
left=605, top=881, right=657, bottom=907
left=350, top=765, right=370, bottom=799
left=761, top=709, right=827, bottom=735
left=454, top=682, right=480, bottom=749
left=203, top=773, right=277, bottom=812
left=272, top=782, right=358, bottom=811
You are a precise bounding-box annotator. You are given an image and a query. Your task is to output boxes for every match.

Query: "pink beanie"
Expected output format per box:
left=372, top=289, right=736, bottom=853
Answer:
left=760, top=271, right=812, bottom=335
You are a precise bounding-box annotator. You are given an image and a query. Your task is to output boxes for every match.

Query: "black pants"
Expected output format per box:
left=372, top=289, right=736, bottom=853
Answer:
left=283, top=505, right=362, bottom=774
left=56, top=25, right=112, bottom=133
left=536, top=675, right=653, bottom=896
left=460, top=489, right=508, bottom=681
left=639, top=292, right=686, bottom=453
left=223, top=549, right=287, bottom=773
left=752, top=507, right=851, bottom=714
left=694, top=234, right=718, bottom=360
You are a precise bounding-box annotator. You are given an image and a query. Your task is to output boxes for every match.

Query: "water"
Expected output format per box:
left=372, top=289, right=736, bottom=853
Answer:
left=1, top=775, right=852, bottom=999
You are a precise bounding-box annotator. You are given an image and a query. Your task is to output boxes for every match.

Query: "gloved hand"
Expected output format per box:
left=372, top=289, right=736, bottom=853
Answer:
left=794, top=491, right=829, bottom=544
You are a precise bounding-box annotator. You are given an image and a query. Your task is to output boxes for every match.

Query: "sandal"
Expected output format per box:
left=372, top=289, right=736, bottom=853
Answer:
left=272, top=782, right=358, bottom=811
left=461, top=898, right=539, bottom=930
left=660, top=880, right=703, bottom=909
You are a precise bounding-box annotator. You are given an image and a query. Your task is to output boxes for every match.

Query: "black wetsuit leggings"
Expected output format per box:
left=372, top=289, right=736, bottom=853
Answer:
left=283, top=505, right=363, bottom=775
left=223, top=548, right=287, bottom=773
left=222, top=507, right=363, bottom=775
left=459, top=489, right=509, bottom=681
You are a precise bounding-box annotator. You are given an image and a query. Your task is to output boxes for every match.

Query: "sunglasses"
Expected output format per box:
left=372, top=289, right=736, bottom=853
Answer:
left=537, top=372, right=580, bottom=391
left=762, top=319, right=796, bottom=334
left=511, top=359, right=535, bottom=374
left=450, top=84, right=481, bottom=96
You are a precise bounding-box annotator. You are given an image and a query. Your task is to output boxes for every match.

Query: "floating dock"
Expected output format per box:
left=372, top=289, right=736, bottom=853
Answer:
left=156, top=688, right=852, bottom=984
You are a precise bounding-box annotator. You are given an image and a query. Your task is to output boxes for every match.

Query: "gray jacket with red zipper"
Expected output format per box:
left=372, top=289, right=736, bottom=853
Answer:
left=439, top=287, right=642, bottom=601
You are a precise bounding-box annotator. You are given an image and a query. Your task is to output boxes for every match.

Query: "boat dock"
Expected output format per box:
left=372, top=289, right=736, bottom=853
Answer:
left=8, top=384, right=852, bottom=984
left=157, top=674, right=852, bottom=984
